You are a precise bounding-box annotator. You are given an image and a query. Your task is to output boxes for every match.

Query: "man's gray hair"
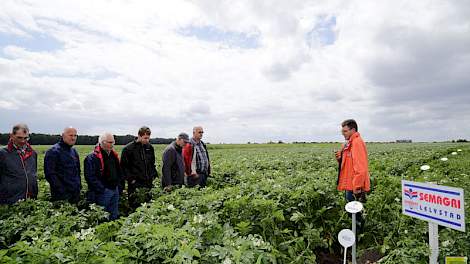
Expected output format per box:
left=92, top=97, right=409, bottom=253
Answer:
left=98, top=132, right=114, bottom=146
left=12, top=123, right=29, bottom=135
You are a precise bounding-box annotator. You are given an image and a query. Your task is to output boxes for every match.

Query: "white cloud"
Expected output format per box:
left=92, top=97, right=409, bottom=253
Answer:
left=0, top=0, right=469, bottom=143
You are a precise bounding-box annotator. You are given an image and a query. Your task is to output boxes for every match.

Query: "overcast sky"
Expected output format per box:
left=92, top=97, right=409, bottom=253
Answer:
left=1, top=0, right=469, bottom=143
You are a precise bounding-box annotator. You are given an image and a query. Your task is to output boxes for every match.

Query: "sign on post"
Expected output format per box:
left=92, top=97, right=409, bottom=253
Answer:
left=402, top=180, right=465, bottom=232
left=338, top=229, right=355, bottom=264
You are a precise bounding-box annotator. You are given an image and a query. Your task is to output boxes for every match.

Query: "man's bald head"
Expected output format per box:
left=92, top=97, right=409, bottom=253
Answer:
left=192, top=126, right=204, bottom=141
left=62, top=127, right=78, bottom=146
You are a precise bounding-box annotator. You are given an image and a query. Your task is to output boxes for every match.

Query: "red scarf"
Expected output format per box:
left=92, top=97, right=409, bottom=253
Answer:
left=7, top=139, right=34, bottom=161
left=93, top=145, right=120, bottom=172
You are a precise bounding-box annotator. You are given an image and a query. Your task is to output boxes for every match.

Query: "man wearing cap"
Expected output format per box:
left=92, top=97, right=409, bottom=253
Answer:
left=44, top=127, right=81, bottom=204
left=0, top=124, right=38, bottom=204
left=161, top=133, right=189, bottom=192
left=183, top=126, right=211, bottom=187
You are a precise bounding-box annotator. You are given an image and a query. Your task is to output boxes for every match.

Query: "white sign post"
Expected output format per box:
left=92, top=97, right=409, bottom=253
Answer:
left=338, top=229, right=355, bottom=264
left=402, top=180, right=466, bottom=264
left=345, top=201, right=363, bottom=264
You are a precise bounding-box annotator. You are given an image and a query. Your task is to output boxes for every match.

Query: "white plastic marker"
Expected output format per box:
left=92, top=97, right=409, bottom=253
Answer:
left=338, top=229, right=355, bottom=264
left=440, top=157, right=448, bottom=161
left=420, top=165, right=430, bottom=171
left=457, top=149, right=462, bottom=152
left=451, top=152, right=457, bottom=155
left=345, top=201, right=363, bottom=264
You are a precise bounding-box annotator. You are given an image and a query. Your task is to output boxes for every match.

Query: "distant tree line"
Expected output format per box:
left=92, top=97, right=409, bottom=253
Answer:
left=0, top=133, right=174, bottom=145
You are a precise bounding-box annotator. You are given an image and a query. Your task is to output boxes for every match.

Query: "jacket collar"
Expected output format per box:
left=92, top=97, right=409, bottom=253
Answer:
left=7, top=139, right=34, bottom=160
left=93, top=144, right=119, bottom=171
left=343, top=132, right=360, bottom=150
left=59, top=138, right=72, bottom=149
left=349, top=132, right=360, bottom=141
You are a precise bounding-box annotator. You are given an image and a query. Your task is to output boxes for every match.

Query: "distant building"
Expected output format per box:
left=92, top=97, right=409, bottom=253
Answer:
left=396, top=139, right=412, bottom=143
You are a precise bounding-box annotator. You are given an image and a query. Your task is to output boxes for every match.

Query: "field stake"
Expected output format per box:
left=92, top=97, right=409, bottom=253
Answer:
left=352, top=213, right=357, bottom=264
left=345, top=201, right=363, bottom=264
left=429, top=222, right=439, bottom=264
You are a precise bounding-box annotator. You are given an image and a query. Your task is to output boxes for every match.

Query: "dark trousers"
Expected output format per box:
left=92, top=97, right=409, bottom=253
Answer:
left=345, top=191, right=366, bottom=234
left=96, top=187, right=119, bottom=220
left=200, top=173, right=208, bottom=187
left=185, top=175, right=201, bottom=187
left=185, top=173, right=208, bottom=188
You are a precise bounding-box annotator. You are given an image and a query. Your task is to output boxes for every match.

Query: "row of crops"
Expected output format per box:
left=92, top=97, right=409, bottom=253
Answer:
left=0, top=143, right=469, bottom=263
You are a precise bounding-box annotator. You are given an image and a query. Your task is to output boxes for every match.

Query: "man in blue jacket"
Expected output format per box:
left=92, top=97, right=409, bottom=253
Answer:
left=0, top=124, right=38, bottom=205
left=44, top=127, right=81, bottom=203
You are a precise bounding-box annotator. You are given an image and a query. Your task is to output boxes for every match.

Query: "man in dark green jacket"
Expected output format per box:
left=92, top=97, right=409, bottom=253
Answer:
left=161, top=133, right=189, bottom=192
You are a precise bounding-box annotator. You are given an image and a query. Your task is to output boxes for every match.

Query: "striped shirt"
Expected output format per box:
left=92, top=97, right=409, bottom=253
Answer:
left=190, top=139, right=209, bottom=174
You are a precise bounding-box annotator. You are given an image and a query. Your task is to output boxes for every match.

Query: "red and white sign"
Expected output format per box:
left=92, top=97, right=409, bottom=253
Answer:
left=402, top=180, right=465, bottom=232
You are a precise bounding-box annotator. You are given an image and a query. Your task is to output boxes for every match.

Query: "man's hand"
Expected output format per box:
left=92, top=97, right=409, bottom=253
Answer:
left=353, top=189, right=361, bottom=195
left=335, top=150, right=341, bottom=161
left=190, top=170, right=199, bottom=179
left=164, top=185, right=172, bottom=192
left=353, top=191, right=366, bottom=202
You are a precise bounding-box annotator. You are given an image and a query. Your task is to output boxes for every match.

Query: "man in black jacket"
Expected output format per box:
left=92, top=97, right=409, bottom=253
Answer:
left=161, top=132, right=189, bottom=192
left=121, top=126, right=158, bottom=209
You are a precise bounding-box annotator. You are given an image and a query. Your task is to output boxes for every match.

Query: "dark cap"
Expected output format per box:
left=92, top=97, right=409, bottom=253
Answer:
left=178, top=132, right=190, bottom=142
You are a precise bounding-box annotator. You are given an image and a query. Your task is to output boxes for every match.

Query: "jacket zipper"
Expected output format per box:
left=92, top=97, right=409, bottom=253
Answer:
left=20, top=155, right=29, bottom=199
left=142, top=146, right=148, bottom=180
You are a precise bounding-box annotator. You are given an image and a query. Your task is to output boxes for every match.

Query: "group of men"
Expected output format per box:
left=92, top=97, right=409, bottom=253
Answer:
left=0, top=120, right=369, bottom=227
left=0, top=124, right=211, bottom=220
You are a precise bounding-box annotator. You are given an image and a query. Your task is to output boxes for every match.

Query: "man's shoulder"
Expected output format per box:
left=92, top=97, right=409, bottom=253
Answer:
left=163, top=143, right=177, bottom=154
left=85, top=151, right=98, bottom=160
left=351, top=135, right=367, bottom=150
left=146, top=143, right=155, bottom=150
left=0, top=147, right=7, bottom=159
left=123, top=140, right=138, bottom=149
left=46, top=143, right=62, bottom=154
left=353, top=135, right=366, bottom=144
left=163, top=143, right=174, bottom=151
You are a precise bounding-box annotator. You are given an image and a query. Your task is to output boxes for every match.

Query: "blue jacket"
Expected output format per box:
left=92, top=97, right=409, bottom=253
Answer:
left=0, top=142, right=38, bottom=205
left=44, top=139, right=81, bottom=203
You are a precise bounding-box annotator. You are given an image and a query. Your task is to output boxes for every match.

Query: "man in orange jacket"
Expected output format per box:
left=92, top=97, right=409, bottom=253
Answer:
left=335, top=119, right=370, bottom=234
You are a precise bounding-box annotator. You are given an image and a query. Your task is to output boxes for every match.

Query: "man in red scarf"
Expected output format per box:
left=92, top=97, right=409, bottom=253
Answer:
left=84, top=132, right=123, bottom=220
left=0, top=124, right=38, bottom=204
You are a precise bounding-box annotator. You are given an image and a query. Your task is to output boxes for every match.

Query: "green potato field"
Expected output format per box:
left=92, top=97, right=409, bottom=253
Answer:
left=0, top=143, right=469, bottom=263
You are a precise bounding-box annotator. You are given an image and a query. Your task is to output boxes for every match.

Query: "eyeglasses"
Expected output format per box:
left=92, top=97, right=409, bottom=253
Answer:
left=15, top=136, right=30, bottom=140
left=198, top=131, right=204, bottom=134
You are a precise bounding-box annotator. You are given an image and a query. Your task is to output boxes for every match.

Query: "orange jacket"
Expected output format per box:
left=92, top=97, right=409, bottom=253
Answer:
left=337, top=132, right=370, bottom=192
